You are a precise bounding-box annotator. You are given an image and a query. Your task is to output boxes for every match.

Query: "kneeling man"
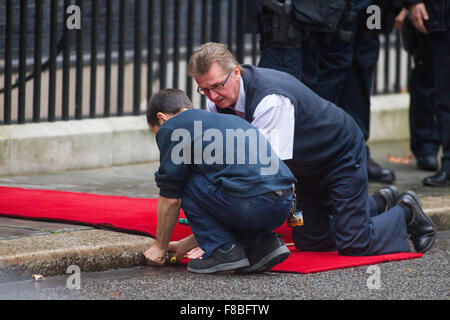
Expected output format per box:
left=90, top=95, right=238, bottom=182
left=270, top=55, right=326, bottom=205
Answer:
left=144, top=89, right=296, bottom=274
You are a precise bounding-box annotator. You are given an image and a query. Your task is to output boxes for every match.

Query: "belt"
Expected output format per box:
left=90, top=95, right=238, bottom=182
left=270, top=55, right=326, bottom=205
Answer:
left=262, top=188, right=293, bottom=201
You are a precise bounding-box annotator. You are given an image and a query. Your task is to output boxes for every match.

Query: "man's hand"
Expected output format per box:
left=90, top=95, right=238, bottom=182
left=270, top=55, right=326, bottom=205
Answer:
left=409, top=3, right=429, bottom=34
left=144, top=196, right=182, bottom=267
left=393, top=9, right=406, bottom=30
left=186, top=247, right=205, bottom=259
left=144, top=243, right=167, bottom=267
left=167, top=234, right=204, bottom=262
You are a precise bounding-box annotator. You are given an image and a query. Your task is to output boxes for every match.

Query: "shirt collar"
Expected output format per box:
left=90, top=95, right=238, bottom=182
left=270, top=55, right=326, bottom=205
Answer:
left=233, top=77, right=245, bottom=114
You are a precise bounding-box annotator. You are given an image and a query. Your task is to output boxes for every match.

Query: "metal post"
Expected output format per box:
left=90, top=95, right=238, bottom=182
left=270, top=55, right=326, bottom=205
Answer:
left=33, top=0, right=43, bottom=123
left=75, top=0, right=84, bottom=119
left=133, top=0, right=142, bottom=115
left=48, top=0, right=58, bottom=122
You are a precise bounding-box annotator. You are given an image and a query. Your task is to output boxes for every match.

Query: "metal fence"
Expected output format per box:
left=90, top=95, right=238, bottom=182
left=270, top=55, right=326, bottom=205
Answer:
left=1, top=0, right=410, bottom=125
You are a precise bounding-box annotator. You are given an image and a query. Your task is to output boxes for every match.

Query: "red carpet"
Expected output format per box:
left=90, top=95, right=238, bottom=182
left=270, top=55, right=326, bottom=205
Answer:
left=0, top=186, right=422, bottom=273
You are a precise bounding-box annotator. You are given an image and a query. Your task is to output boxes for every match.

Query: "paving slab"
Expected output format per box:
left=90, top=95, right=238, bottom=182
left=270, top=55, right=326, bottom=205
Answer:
left=0, top=218, right=93, bottom=240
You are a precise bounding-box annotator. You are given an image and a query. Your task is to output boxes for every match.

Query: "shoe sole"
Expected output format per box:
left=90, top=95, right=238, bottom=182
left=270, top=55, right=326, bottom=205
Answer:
left=417, top=165, right=438, bottom=172
left=418, top=233, right=437, bottom=254
left=187, top=258, right=249, bottom=274
left=423, top=179, right=450, bottom=187
left=237, top=245, right=290, bottom=273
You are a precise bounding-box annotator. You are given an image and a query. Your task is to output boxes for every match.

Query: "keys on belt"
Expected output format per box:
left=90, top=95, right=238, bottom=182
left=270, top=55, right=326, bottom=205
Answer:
left=262, top=187, right=304, bottom=227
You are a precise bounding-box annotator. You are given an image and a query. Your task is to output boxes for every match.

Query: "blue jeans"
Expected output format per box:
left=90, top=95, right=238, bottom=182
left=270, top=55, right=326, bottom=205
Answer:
left=181, top=173, right=293, bottom=258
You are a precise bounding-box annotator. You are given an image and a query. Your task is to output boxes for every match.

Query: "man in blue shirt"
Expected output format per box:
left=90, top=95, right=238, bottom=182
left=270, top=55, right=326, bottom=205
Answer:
left=143, top=89, right=297, bottom=274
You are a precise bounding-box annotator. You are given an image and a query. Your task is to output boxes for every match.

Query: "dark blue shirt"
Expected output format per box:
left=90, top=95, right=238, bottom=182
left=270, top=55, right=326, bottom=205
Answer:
left=155, top=109, right=296, bottom=199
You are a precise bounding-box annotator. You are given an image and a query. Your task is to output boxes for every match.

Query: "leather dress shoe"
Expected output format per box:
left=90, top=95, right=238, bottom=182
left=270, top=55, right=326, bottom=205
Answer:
left=423, top=170, right=450, bottom=187
left=375, top=185, right=399, bottom=212
left=398, top=191, right=436, bottom=253
left=417, top=155, right=439, bottom=172
left=367, top=158, right=396, bottom=183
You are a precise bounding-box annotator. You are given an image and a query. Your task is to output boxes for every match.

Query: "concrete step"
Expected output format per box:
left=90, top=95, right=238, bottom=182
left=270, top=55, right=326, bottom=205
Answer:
left=0, top=94, right=410, bottom=177
left=0, top=228, right=154, bottom=283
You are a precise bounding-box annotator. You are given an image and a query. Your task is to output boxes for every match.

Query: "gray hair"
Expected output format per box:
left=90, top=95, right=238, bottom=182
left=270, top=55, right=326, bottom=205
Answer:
left=188, top=42, right=243, bottom=77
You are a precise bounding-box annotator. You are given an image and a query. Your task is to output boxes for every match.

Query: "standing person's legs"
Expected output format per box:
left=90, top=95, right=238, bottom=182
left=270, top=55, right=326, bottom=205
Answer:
left=337, top=27, right=396, bottom=183
left=312, top=13, right=394, bottom=183
left=424, top=28, right=450, bottom=186
left=311, top=34, right=353, bottom=103
left=409, top=53, right=440, bottom=168
left=258, top=46, right=303, bottom=81
left=336, top=30, right=379, bottom=143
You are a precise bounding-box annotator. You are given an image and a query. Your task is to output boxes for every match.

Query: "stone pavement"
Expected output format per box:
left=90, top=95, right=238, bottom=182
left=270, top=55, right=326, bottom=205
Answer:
left=0, top=141, right=449, bottom=283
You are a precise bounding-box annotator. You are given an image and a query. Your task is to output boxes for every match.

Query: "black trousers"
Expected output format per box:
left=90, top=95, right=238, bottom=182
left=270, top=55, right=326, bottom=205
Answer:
left=310, top=12, right=379, bottom=143
left=258, top=33, right=317, bottom=89
left=409, top=44, right=440, bottom=159
left=290, top=128, right=410, bottom=256
left=428, top=27, right=450, bottom=173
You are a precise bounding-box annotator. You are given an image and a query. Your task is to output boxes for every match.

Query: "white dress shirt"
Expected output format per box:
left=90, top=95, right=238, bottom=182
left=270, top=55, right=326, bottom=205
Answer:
left=206, top=78, right=295, bottom=160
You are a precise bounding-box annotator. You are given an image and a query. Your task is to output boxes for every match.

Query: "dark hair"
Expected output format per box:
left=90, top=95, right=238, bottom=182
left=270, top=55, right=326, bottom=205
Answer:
left=146, top=89, right=193, bottom=126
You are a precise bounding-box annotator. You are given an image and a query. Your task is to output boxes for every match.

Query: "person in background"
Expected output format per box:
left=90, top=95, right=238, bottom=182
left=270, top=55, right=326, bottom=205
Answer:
left=397, top=8, right=440, bottom=172
left=406, top=0, right=450, bottom=187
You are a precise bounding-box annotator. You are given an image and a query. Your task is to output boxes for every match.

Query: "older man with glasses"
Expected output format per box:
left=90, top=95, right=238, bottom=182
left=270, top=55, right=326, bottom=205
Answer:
left=186, top=42, right=437, bottom=257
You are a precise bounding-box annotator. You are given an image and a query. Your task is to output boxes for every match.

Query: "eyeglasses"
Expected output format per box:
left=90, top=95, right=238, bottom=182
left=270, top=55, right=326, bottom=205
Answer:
left=197, top=70, right=233, bottom=96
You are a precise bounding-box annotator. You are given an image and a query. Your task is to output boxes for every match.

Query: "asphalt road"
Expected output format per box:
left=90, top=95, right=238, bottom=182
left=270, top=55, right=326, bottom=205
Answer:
left=0, top=232, right=448, bottom=301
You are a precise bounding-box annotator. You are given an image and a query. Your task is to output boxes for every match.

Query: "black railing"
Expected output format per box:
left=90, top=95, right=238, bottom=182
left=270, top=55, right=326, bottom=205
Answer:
left=1, top=0, right=409, bottom=125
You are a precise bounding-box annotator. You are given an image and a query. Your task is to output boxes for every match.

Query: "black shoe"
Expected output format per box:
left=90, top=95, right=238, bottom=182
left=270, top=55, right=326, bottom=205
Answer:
left=375, top=185, right=399, bottom=212
left=367, top=158, right=396, bottom=184
left=423, top=170, right=450, bottom=187
left=238, top=233, right=290, bottom=273
left=417, top=155, right=439, bottom=172
left=398, top=191, right=436, bottom=253
left=187, top=244, right=249, bottom=274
